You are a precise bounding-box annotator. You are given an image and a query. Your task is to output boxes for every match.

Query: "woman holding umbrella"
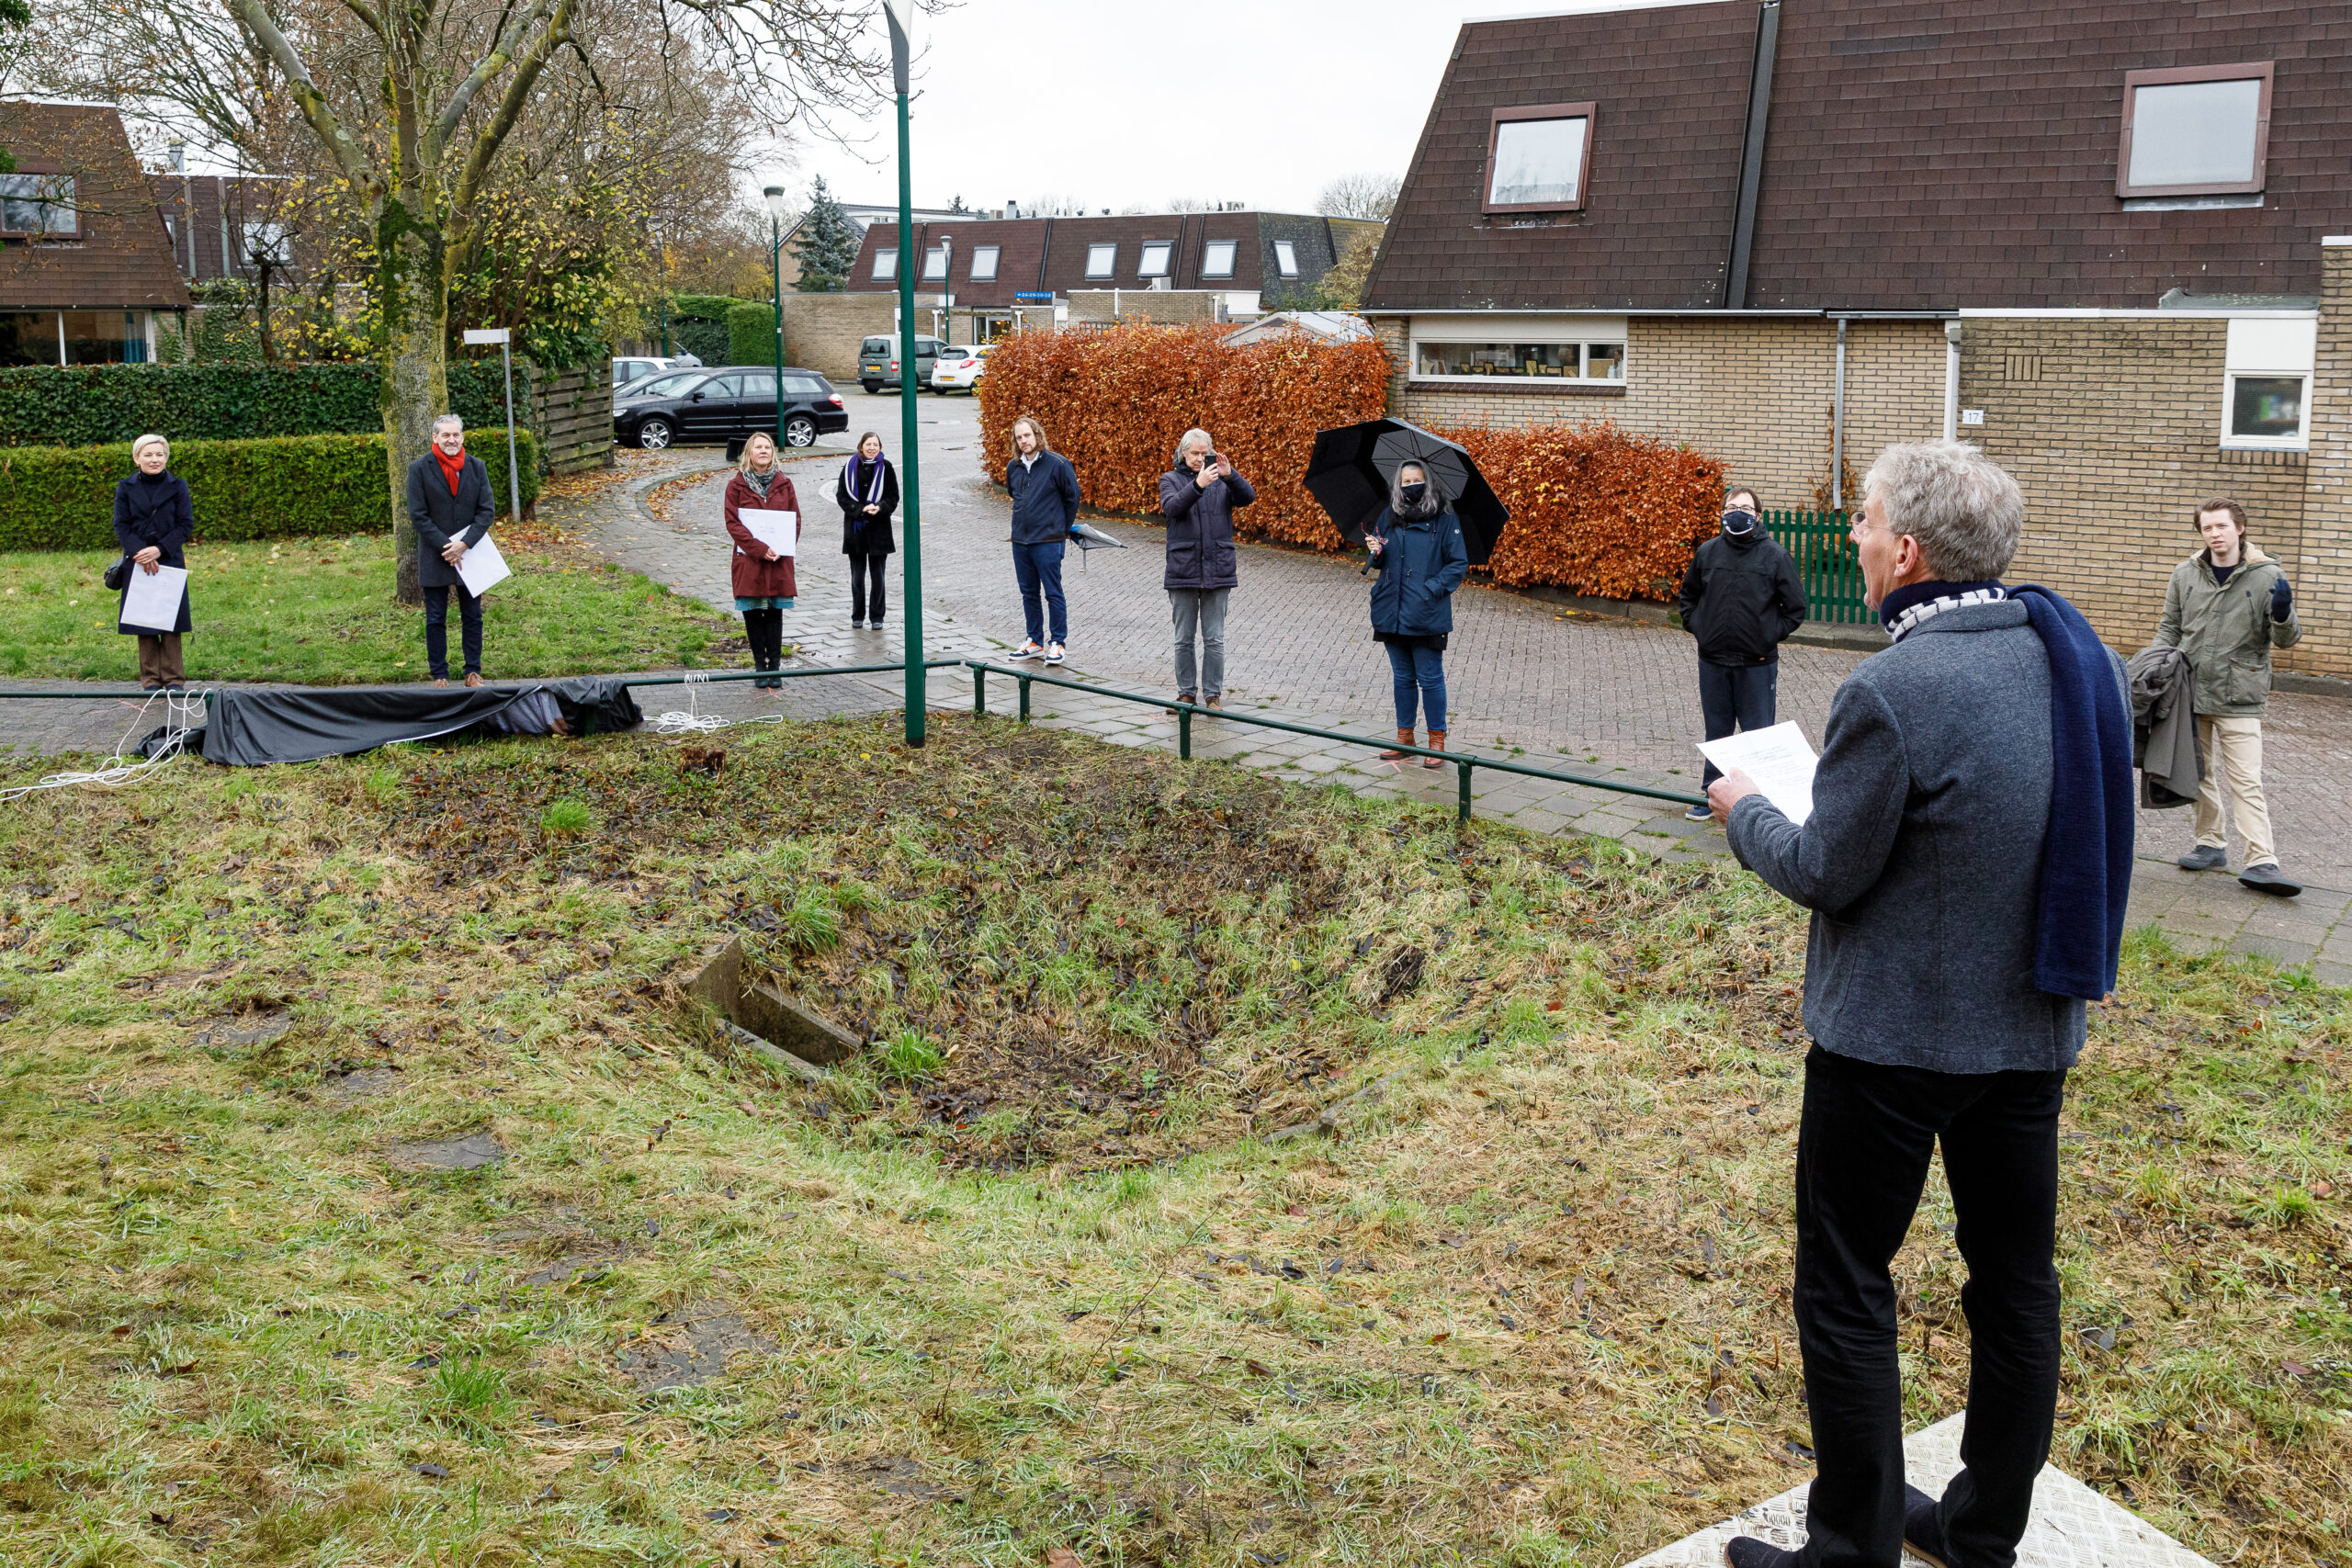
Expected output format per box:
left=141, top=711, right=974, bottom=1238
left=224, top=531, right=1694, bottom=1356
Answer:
left=1366, top=461, right=1467, bottom=766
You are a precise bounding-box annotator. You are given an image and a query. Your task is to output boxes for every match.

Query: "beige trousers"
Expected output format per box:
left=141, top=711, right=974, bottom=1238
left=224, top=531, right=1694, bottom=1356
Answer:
left=2191, top=714, right=2273, bottom=867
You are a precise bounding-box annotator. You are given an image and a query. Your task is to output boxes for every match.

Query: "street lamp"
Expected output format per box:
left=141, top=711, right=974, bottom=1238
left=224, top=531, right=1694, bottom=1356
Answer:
left=884, top=0, right=925, bottom=747
left=763, top=184, right=789, bottom=455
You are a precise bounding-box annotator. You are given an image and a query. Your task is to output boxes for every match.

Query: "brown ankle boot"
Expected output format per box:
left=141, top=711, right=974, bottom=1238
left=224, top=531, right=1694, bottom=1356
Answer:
left=1422, top=729, right=1448, bottom=769
left=1378, top=728, right=1415, bottom=761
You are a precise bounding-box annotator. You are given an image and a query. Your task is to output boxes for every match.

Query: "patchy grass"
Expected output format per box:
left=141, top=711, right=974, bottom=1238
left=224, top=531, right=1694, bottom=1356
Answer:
left=0, top=529, right=735, bottom=684
left=0, top=715, right=2344, bottom=1567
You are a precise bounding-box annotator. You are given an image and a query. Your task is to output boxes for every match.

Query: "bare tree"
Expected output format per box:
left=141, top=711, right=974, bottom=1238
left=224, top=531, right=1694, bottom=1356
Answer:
left=1313, top=172, right=1399, bottom=221
left=35, top=0, right=925, bottom=603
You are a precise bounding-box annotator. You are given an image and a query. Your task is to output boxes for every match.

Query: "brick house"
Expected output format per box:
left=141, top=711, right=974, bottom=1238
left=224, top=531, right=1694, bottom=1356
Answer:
left=846, top=209, right=1373, bottom=338
left=1360, top=0, right=2352, bottom=680
left=0, top=100, right=188, bottom=365
left=146, top=165, right=307, bottom=283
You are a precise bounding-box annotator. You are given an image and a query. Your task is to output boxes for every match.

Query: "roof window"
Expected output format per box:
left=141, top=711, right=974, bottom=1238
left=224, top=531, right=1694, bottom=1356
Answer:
left=0, top=175, right=77, bottom=236
left=969, top=244, right=1000, bottom=281
left=1484, top=104, right=1595, bottom=214
left=1085, top=242, right=1116, bottom=279
left=1138, top=241, right=1171, bottom=277
left=1201, top=240, right=1237, bottom=278
left=1272, top=241, right=1299, bottom=278
left=873, top=247, right=898, bottom=280
left=2118, top=63, right=2272, bottom=198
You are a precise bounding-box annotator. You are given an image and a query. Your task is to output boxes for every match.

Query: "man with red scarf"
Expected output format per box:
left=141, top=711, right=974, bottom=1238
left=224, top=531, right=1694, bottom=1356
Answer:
left=404, top=413, right=497, bottom=685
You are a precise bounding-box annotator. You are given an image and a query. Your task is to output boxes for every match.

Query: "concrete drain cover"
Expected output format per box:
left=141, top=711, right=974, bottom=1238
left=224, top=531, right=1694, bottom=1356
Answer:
left=387, top=1132, right=507, bottom=1171
left=617, top=1299, right=774, bottom=1392
left=194, top=1011, right=294, bottom=1048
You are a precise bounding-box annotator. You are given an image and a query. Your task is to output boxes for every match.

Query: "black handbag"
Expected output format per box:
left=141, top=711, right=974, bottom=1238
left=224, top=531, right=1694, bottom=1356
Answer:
left=103, top=555, right=131, bottom=592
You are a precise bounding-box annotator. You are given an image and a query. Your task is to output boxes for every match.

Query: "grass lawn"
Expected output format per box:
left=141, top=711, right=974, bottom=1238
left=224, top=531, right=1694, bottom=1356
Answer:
left=0, top=529, right=737, bottom=685
left=0, top=716, right=2343, bottom=1567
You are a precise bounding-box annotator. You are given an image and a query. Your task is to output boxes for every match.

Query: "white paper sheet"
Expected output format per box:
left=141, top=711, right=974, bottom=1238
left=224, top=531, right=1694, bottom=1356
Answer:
left=452, top=532, right=511, bottom=597
left=738, top=507, right=797, bottom=558
left=1697, top=719, right=1819, bottom=826
left=119, top=563, right=187, bottom=631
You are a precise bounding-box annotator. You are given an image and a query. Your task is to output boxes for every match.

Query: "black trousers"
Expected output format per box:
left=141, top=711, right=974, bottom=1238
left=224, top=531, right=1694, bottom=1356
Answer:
left=1793, top=1045, right=2066, bottom=1568
left=424, top=584, right=482, bottom=679
left=740, top=607, right=785, bottom=672
left=848, top=553, right=889, bottom=623
left=1698, top=658, right=1778, bottom=784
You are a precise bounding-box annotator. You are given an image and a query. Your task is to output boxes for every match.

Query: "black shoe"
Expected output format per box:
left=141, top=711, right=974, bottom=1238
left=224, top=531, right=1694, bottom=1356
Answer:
left=1685, top=803, right=1713, bottom=822
left=2177, top=844, right=2227, bottom=872
left=2238, top=862, right=2301, bottom=897
left=1904, top=1483, right=1955, bottom=1568
left=1722, top=1538, right=1801, bottom=1568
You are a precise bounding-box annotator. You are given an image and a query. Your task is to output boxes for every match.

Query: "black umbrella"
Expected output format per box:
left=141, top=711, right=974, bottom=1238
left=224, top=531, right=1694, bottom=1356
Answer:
left=1303, top=417, right=1510, bottom=565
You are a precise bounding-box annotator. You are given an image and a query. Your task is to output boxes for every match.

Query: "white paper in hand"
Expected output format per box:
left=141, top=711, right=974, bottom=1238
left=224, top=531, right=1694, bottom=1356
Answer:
left=119, top=563, right=188, bottom=631
left=1697, top=719, right=1819, bottom=826
left=738, top=508, right=797, bottom=558
left=453, top=533, right=512, bottom=597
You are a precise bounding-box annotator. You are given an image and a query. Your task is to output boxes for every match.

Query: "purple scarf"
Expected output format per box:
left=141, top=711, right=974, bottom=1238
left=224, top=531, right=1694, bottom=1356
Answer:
left=843, top=452, right=888, bottom=508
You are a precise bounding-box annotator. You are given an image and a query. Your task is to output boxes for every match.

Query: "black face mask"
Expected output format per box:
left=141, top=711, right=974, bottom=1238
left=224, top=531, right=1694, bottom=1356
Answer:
left=1399, top=481, right=1428, bottom=507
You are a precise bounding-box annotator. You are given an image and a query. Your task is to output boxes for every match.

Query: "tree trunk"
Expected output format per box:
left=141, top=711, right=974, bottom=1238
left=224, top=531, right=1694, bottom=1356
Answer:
left=377, top=194, right=449, bottom=607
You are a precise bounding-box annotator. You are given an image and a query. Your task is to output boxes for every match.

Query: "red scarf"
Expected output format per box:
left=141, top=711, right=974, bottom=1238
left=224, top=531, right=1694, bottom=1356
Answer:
left=434, top=444, right=467, bottom=496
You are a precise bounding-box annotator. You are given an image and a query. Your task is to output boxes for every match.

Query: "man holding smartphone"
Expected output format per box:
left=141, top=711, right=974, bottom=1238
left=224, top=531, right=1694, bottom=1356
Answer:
left=1159, top=427, right=1254, bottom=711
left=1677, top=485, right=1807, bottom=820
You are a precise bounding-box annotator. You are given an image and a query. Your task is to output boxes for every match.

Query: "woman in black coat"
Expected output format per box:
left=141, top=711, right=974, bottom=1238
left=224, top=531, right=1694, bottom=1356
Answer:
left=113, top=434, right=195, bottom=689
left=835, top=431, right=899, bottom=629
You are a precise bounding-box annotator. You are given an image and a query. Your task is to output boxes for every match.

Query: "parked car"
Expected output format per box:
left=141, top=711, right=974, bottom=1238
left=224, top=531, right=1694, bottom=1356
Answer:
left=613, top=355, right=673, bottom=393
left=858, top=334, right=942, bottom=394
left=613, top=366, right=848, bottom=451
left=930, top=343, right=994, bottom=393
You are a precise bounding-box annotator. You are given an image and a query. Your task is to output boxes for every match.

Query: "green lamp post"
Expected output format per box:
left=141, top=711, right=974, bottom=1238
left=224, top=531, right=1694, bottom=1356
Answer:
left=763, top=185, right=788, bottom=453
left=884, top=0, right=925, bottom=747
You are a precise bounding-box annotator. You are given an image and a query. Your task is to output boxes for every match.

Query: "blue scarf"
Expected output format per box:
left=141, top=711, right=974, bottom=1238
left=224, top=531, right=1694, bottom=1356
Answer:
left=1884, top=579, right=2132, bottom=999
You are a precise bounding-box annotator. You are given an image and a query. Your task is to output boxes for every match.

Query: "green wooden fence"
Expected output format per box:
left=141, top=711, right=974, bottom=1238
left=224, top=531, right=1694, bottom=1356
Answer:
left=1765, top=509, right=1869, bottom=625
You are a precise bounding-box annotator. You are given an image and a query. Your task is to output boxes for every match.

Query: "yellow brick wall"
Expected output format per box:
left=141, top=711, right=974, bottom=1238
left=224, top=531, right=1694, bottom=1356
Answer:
left=1957, top=316, right=2318, bottom=668
left=2302, top=244, right=2352, bottom=680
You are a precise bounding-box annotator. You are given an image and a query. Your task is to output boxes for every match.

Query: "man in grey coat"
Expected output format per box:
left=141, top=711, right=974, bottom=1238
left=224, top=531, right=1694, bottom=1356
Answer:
left=405, top=413, right=497, bottom=687
left=1159, top=427, right=1253, bottom=710
left=1709, top=442, right=2133, bottom=1568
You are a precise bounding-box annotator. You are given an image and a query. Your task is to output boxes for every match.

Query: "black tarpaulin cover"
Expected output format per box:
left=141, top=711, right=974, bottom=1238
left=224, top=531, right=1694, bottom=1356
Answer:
left=147, top=676, right=644, bottom=766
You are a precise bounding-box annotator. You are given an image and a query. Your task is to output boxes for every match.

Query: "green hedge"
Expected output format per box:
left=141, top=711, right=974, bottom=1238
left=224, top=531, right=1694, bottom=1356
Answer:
left=0, top=362, right=515, bottom=447
left=671, top=294, right=752, bottom=323
left=0, top=431, right=541, bottom=551
left=728, top=301, right=784, bottom=370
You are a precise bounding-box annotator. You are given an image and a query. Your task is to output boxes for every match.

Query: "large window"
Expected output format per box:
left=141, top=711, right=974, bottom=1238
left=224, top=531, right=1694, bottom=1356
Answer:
left=2118, top=63, right=2272, bottom=198
left=0, top=310, right=145, bottom=365
left=1138, top=241, right=1171, bottom=278
left=969, top=244, right=1001, bottom=281
left=2221, top=315, right=2313, bottom=451
left=1201, top=240, right=1237, bottom=278
left=1085, top=242, right=1116, bottom=279
left=0, top=174, right=77, bottom=236
left=1272, top=241, right=1299, bottom=278
left=1485, top=104, right=1595, bottom=213
left=872, top=247, right=899, bottom=280
left=922, top=243, right=949, bottom=280
left=1409, top=321, right=1627, bottom=384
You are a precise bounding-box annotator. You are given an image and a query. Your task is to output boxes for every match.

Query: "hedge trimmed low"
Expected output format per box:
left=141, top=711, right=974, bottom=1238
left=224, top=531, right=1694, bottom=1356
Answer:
left=0, top=431, right=541, bottom=551
left=0, top=361, right=516, bottom=448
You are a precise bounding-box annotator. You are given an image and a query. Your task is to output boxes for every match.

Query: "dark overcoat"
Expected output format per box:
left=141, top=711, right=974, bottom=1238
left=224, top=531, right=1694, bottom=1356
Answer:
left=1366, top=506, right=1468, bottom=637
left=1158, top=461, right=1253, bottom=592
left=836, top=457, right=900, bottom=556
left=405, top=451, right=495, bottom=590
left=113, top=470, right=194, bottom=635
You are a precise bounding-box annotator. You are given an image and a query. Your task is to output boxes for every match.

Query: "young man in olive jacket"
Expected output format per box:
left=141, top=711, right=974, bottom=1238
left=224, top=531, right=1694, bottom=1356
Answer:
left=1677, top=487, right=1808, bottom=819
left=2154, top=499, right=2302, bottom=895
left=405, top=413, right=497, bottom=686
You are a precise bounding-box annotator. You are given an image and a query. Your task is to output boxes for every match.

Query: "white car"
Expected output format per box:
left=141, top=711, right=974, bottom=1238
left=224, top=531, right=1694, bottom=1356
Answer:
left=930, top=343, right=994, bottom=393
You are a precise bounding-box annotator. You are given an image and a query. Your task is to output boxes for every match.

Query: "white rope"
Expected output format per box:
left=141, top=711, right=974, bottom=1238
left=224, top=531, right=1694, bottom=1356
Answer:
left=648, top=671, right=787, bottom=735
left=0, top=686, right=206, bottom=804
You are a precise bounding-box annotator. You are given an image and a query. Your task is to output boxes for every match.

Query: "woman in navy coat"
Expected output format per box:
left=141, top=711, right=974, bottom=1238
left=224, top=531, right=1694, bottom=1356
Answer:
left=113, top=434, right=195, bottom=689
left=1366, top=460, right=1468, bottom=767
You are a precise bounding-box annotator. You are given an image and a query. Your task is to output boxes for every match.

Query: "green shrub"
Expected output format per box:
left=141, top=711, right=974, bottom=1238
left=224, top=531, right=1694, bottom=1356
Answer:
left=727, top=301, right=782, bottom=369
left=0, top=362, right=514, bottom=447
left=0, top=431, right=541, bottom=551
left=671, top=294, right=752, bottom=324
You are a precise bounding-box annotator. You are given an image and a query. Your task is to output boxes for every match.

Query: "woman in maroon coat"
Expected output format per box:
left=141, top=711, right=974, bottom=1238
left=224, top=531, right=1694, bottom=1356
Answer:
left=724, top=432, right=799, bottom=689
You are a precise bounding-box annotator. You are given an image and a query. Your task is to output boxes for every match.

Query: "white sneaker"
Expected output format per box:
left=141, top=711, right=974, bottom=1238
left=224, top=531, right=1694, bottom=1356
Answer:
left=1014, top=639, right=1044, bottom=660
left=1044, top=641, right=1066, bottom=665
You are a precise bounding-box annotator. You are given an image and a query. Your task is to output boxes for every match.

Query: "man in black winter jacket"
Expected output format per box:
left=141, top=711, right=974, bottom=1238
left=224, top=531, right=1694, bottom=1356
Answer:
left=1677, top=487, right=1807, bottom=818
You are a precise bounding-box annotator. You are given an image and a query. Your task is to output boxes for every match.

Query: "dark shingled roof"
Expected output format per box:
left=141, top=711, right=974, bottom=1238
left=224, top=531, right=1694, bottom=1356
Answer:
left=1364, top=0, right=2352, bottom=313
left=0, top=101, right=189, bottom=312
left=847, top=212, right=1355, bottom=307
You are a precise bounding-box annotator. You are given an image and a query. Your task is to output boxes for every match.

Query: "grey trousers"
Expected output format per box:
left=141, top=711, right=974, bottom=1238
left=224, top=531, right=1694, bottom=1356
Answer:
left=1170, top=588, right=1229, bottom=700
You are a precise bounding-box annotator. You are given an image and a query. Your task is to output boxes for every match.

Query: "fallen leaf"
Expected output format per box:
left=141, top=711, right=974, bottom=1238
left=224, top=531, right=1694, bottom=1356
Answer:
left=1429, top=1332, right=1450, bottom=1345
left=2312, top=1179, right=2335, bottom=1199
left=1046, top=1550, right=1082, bottom=1568
left=2283, top=1359, right=2312, bottom=1378
left=1244, top=1358, right=1272, bottom=1377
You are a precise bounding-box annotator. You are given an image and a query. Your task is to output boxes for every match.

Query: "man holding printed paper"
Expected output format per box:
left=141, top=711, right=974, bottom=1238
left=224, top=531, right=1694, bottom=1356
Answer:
left=1706, top=443, right=2134, bottom=1568
left=724, top=431, right=798, bottom=691
left=405, top=413, right=498, bottom=687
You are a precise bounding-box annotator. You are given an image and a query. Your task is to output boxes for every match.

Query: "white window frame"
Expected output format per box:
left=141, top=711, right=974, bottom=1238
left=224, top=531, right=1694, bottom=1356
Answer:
left=873, top=247, right=899, bottom=280
left=969, top=244, right=1001, bottom=281
left=1406, top=315, right=1629, bottom=385
left=1137, top=241, right=1172, bottom=278
left=1201, top=240, right=1237, bottom=278
left=923, top=243, right=950, bottom=280
left=2219, top=314, right=2315, bottom=452
left=1272, top=240, right=1299, bottom=278
left=1084, top=242, right=1117, bottom=279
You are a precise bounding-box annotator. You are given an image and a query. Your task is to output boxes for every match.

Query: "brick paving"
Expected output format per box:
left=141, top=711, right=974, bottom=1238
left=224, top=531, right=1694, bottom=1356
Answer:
left=6, top=388, right=2351, bottom=982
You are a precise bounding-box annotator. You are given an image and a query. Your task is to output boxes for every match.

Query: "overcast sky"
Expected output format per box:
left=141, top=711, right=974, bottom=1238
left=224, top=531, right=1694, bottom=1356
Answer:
left=752, top=0, right=1679, bottom=217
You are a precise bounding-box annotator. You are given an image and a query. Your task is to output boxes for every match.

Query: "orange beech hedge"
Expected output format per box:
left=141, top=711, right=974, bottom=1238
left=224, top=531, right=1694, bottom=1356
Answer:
left=976, top=320, right=1392, bottom=550
left=1438, top=421, right=1726, bottom=603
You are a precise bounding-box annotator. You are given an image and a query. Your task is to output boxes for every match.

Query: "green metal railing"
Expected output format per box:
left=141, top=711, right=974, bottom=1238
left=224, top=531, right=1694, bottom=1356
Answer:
left=3, top=660, right=1709, bottom=823
left=1765, top=509, right=1868, bottom=624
